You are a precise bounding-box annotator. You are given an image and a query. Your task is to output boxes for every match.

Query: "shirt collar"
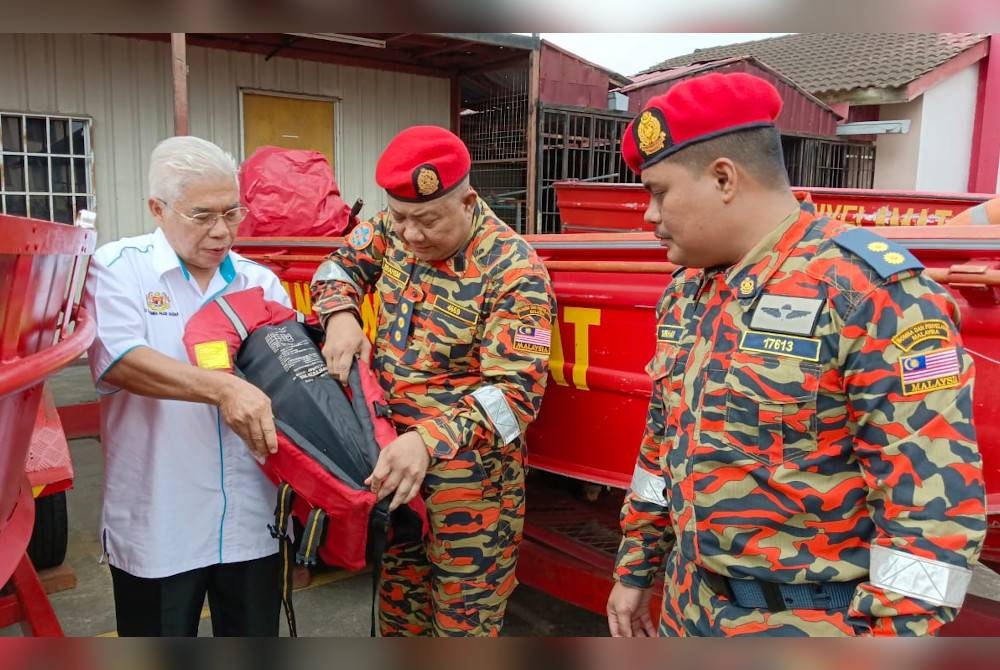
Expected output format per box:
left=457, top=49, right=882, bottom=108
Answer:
left=723, top=201, right=816, bottom=303
left=150, top=226, right=238, bottom=284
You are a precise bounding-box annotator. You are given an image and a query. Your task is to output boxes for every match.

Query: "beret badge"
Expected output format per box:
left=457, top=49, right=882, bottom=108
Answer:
left=415, top=166, right=441, bottom=197
left=637, top=110, right=667, bottom=157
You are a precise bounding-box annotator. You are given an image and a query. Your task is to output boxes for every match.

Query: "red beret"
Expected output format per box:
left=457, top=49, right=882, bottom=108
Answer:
left=375, top=125, right=472, bottom=202
left=622, top=72, right=783, bottom=173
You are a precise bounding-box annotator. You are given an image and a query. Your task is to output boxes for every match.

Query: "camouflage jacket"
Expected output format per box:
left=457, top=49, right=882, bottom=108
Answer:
left=616, top=203, right=987, bottom=636
left=310, top=199, right=553, bottom=459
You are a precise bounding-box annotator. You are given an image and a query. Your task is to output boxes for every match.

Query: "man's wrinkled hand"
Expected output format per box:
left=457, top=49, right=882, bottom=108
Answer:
left=217, top=376, right=277, bottom=461
left=607, top=581, right=656, bottom=637
left=321, top=311, right=372, bottom=383
left=364, top=431, right=430, bottom=511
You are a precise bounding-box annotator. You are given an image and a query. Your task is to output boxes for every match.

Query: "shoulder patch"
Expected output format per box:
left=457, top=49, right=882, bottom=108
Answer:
left=831, top=227, right=922, bottom=279
left=348, top=221, right=375, bottom=250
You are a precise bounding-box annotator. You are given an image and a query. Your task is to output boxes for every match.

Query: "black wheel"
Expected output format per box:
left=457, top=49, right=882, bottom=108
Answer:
left=27, top=491, right=68, bottom=570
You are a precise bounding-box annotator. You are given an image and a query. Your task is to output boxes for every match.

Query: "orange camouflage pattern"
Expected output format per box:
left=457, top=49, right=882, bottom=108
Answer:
left=311, top=199, right=553, bottom=636
left=616, top=202, right=987, bottom=636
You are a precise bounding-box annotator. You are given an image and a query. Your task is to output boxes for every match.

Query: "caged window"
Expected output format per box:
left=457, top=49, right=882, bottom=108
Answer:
left=0, top=113, right=94, bottom=224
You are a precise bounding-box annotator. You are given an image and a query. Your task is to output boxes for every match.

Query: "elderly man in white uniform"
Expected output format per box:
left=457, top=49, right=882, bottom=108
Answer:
left=85, top=136, right=289, bottom=637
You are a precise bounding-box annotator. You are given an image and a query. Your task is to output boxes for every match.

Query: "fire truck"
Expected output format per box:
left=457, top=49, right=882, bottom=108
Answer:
left=1, top=183, right=998, bottom=635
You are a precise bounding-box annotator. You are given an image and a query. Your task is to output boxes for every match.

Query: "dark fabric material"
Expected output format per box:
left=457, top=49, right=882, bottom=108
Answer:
left=110, top=554, right=281, bottom=637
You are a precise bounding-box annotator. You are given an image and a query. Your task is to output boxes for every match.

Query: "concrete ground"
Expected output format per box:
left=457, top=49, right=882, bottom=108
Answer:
left=5, top=364, right=999, bottom=636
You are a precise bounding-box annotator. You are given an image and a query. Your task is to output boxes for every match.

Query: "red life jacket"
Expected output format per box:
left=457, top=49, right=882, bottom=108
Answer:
left=182, top=288, right=426, bottom=634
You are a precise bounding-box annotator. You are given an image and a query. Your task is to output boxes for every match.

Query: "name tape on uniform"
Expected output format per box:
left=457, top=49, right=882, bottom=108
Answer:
left=739, top=330, right=821, bottom=361
left=381, top=258, right=407, bottom=286
left=657, top=324, right=683, bottom=343
left=430, top=295, right=478, bottom=326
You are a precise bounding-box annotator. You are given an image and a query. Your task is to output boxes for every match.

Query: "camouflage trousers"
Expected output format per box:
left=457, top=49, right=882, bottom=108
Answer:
left=378, top=443, right=525, bottom=637
left=658, top=547, right=870, bottom=637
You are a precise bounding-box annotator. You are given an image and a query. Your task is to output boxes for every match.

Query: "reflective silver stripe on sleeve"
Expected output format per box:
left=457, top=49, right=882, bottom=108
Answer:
left=311, top=259, right=362, bottom=296
left=969, top=203, right=990, bottom=226
left=869, top=545, right=973, bottom=608
left=470, top=385, right=521, bottom=445
left=629, top=465, right=667, bottom=507
left=214, top=296, right=248, bottom=341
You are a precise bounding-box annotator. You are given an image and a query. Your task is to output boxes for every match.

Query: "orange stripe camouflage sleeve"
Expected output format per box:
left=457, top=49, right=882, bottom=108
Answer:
left=310, top=214, right=389, bottom=319
left=840, top=273, right=987, bottom=636
left=614, top=294, right=676, bottom=589
left=412, top=260, right=554, bottom=460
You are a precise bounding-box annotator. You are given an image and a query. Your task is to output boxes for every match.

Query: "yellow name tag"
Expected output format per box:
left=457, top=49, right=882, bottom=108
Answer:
left=739, top=330, right=821, bottom=361
left=382, top=260, right=406, bottom=286
left=431, top=295, right=478, bottom=326
left=193, top=340, right=231, bottom=370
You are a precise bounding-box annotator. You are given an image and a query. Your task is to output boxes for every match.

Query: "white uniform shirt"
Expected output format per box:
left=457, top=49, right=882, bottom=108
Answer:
left=85, top=227, right=291, bottom=578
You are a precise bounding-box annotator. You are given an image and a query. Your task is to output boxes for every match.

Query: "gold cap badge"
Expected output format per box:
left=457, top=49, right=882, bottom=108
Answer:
left=416, top=167, right=441, bottom=196
left=637, top=110, right=667, bottom=157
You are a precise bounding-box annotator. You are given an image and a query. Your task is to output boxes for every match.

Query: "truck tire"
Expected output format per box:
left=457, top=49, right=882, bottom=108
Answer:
left=28, top=491, right=68, bottom=570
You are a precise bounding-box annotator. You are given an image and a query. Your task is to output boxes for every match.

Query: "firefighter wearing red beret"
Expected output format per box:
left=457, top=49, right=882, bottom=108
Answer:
left=310, top=125, right=554, bottom=636
left=607, top=72, right=986, bottom=637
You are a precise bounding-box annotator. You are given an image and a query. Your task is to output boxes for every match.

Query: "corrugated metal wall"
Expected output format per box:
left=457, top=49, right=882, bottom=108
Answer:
left=538, top=43, right=611, bottom=109
left=0, top=34, right=450, bottom=242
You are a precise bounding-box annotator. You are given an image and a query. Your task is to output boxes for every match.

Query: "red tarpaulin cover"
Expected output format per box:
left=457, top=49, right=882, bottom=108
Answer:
left=239, top=146, right=352, bottom=237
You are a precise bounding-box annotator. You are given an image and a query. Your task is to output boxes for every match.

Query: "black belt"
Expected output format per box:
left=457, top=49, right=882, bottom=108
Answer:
left=700, top=569, right=862, bottom=611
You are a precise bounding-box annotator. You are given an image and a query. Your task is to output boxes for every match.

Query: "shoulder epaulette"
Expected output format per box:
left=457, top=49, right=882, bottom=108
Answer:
left=831, top=227, right=923, bottom=279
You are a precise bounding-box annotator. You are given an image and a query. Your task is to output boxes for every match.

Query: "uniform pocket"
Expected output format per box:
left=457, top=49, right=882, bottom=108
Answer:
left=722, top=353, right=820, bottom=467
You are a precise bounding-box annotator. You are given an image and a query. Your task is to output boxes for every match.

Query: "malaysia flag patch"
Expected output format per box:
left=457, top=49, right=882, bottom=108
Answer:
left=899, top=346, right=961, bottom=396
left=513, top=325, right=551, bottom=355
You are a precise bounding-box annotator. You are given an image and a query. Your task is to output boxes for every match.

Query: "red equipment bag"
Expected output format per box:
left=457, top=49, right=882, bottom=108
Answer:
left=238, top=146, right=353, bottom=237
left=182, top=287, right=426, bottom=635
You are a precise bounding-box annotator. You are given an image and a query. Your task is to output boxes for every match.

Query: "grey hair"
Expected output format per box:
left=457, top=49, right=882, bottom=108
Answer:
left=148, top=136, right=238, bottom=203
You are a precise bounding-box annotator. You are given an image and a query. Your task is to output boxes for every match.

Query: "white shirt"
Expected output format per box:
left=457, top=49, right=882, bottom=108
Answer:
left=85, top=227, right=291, bottom=578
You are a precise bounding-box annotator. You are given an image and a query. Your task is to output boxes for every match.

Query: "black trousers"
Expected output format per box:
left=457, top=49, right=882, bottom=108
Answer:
left=110, top=553, right=281, bottom=637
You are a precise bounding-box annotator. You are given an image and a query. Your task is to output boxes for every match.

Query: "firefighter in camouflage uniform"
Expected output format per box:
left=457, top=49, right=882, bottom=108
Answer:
left=606, top=72, right=987, bottom=637
left=310, top=125, right=553, bottom=636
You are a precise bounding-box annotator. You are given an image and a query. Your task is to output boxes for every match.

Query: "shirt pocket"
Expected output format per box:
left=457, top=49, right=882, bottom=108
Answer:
left=411, top=295, right=480, bottom=373
left=721, top=353, right=820, bottom=467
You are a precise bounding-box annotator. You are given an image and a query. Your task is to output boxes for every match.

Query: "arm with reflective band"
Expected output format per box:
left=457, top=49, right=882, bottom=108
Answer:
left=614, top=300, right=675, bottom=589
left=309, top=213, right=388, bottom=320
left=841, top=275, right=987, bottom=636
left=412, top=263, right=553, bottom=460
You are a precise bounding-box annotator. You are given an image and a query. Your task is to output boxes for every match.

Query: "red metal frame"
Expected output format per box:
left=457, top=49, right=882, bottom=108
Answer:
left=969, top=34, right=1000, bottom=193
left=1, top=214, right=95, bottom=637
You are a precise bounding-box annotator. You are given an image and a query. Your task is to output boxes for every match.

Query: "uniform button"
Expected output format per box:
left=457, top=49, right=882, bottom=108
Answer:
left=393, top=332, right=402, bottom=342
left=401, top=304, right=409, bottom=314
left=397, top=317, right=406, bottom=327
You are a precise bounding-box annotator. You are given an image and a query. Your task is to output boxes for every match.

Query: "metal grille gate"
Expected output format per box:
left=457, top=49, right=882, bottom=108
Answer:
left=782, top=135, right=876, bottom=189
left=536, top=105, right=637, bottom=234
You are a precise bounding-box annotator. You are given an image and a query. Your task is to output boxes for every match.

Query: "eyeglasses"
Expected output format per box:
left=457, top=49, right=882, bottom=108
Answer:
left=157, top=199, right=248, bottom=228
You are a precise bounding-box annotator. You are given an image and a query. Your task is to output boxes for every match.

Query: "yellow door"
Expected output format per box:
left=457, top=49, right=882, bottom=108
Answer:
left=242, top=93, right=335, bottom=165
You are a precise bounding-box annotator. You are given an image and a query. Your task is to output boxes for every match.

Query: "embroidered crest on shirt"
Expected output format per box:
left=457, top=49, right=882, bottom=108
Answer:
left=146, top=291, right=171, bottom=313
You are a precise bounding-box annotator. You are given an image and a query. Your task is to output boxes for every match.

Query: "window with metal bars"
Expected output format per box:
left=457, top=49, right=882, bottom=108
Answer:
left=0, top=113, right=95, bottom=224
left=781, top=135, right=875, bottom=189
